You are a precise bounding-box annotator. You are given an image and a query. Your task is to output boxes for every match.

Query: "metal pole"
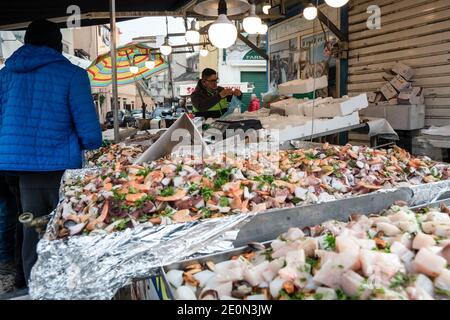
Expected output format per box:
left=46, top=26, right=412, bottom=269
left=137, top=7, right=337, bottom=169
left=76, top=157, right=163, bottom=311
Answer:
left=110, top=0, right=120, bottom=143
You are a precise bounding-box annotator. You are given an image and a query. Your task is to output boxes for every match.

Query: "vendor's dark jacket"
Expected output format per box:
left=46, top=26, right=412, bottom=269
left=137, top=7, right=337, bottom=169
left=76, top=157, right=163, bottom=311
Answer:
left=191, top=80, right=241, bottom=119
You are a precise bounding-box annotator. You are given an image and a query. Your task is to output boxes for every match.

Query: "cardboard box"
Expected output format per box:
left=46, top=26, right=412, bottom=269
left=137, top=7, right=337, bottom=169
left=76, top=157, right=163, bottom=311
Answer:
left=392, top=62, right=414, bottom=81
left=376, top=98, right=398, bottom=106
left=390, top=75, right=412, bottom=91
left=367, top=92, right=377, bottom=103
left=398, top=87, right=425, bottom=105
left=380, top=82, right=398, bottom=100
left=359, top=104, right=425, bottom=130
left=374, top=93, right=384, bottom=103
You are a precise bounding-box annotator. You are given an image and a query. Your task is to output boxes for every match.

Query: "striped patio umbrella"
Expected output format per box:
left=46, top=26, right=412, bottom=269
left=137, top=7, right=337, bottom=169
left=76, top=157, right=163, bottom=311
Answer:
left=87, top=43, right=168, bottom=87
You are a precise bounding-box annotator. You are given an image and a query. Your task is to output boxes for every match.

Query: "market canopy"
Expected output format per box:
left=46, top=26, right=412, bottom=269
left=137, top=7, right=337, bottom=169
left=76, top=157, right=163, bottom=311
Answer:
left=0, top=0, right=194, bottom=30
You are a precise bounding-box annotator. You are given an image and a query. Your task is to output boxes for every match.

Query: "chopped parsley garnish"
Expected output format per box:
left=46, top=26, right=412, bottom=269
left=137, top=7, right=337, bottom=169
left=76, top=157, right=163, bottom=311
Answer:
left=435, top=288, right=450, bottom=297
left=213, top=168, right=233, bottom=190
left=121, top=203, right=132, bottom=211
left=160, top=186, right=175, bottom=197
left=200, top=187, right=214, bottom=202
left=119, top=171, right=128, bottom=179
left=112, top=189, right=126, bottom=201
left=288, top=153, right=301, bottom=161
left=176, top=164, right=183, bottom=172
left=325, top=149, right=335, bottom=157
left=137, top=214, right=153, bottom=222
left=335, top=289, right=349, bottom=300
left=116, top=218, right=130, bottom=231
left=305, top=152, right=317, bottom=160
left=134, top=195, right=154, bottom=208
left=291, top=197, right=302, bottom=205
left=313, top=293, right=324, bottom=300
left=372, top=243, right=391, bottom=253
left=160, top=208, right=176, bottom=217
left=188, top=183, right=199, bottom=193
left=373, top=287, right=385, bottom=296
left=263, top=248, right=273, bottom=262
left=306, top=257, right=319, bottom=270
left=324, top=233, right=336, bottom=250
left=279, top=289, right=305, bottom=300
left=128, top=186, right=137, bottom=194
left=136, top=168, right=153, bottom=177
left=200, top=207, right=212, bottom=219
left=219, top=197, right=230, bottom=207
left=254, top=175, right=274, bottom=184
left=389, top=272, right=409, bottom=289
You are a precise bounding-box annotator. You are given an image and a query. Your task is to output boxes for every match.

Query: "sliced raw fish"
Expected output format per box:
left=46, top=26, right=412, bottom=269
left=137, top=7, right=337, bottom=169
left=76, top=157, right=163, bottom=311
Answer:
left=414, top=248, right=447, bottom=277
left=412, top=232, right=436, bottom=250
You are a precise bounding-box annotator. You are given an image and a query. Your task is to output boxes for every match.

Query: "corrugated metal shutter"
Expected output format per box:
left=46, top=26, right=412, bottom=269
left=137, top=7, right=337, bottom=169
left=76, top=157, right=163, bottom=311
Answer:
left=348, top=0, right=450, bottom=126
left=240, top=72, right=267, bottom=112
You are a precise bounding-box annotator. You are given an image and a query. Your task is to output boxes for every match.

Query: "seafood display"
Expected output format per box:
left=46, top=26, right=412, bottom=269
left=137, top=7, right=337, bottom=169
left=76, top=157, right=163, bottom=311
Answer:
left=166, top=204, right=450, bottom=300
left=84, top=143, right=145, bottom=167
left=57, top=144, right=450, bottom=238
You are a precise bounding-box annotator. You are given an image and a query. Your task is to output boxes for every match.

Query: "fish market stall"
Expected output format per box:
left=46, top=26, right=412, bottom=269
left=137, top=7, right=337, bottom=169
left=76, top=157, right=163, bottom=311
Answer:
left=160, top=202, right=450, bottom=300
left=27, top=141, right=450, bottom=300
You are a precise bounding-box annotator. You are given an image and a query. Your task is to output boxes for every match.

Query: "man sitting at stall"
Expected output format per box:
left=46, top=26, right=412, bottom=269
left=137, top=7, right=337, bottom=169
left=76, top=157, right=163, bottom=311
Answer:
left=191, top=68, right=242, bottom=119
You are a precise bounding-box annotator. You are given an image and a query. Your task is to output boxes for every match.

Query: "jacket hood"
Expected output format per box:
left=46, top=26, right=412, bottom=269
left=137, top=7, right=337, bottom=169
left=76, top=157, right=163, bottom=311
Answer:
left=5, top=44, right=67, bottom=73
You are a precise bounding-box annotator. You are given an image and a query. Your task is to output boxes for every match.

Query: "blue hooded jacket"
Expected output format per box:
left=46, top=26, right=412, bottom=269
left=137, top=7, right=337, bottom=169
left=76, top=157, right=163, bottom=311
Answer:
left=0, top=44, right=102, bottom=171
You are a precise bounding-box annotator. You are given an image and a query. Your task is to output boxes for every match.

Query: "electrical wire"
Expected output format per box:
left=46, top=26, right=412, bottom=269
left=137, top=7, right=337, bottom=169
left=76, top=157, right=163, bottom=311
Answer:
left=310, top=0, right=319, bottom=143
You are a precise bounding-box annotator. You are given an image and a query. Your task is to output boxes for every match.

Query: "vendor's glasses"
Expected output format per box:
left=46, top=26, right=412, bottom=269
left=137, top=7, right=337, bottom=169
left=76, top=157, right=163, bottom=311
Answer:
left=205, top=78, right=219, bottom=83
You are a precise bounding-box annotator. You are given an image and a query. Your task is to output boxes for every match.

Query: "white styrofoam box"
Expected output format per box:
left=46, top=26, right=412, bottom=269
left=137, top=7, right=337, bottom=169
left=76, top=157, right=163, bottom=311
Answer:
left=278, top=76, right=328, bottom=95
left=303, top=112, right=360, bottom=136
left=390, top=74, right=412, bottom=92
left=270, top=98, right=301, bottom=108
left=398, top=87, right=424, bottom=105
left=392, top=62, right=414, bottom=81
left=367, top=92, right=377, bottom=103
left=360, top=104, right=425, bottom=130
left=380, top=82, right=398, bottom=100
left=303, top=94, right=368, bottom=118
left=269, top=98, right=305, bottom=116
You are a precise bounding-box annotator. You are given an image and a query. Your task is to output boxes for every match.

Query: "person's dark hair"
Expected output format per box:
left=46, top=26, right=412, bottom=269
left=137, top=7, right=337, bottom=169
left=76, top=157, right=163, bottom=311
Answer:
left=201, top=68, right=217, bottom=79
left=24, top=19, right=63, bottom=52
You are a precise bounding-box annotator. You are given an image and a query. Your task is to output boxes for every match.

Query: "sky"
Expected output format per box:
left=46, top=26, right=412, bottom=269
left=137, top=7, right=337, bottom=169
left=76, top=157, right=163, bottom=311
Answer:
left=117, top=17, right=189, bottom=47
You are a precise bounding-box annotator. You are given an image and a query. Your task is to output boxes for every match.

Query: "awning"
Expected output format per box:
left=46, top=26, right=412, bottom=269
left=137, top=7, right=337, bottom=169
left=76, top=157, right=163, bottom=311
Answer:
left=0, top=0, right=193, bottom=30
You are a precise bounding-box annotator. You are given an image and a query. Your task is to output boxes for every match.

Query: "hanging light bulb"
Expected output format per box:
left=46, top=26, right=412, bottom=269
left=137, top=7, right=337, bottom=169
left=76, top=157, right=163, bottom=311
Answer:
left=243, top=3, right=262, bottom=34
left=129, top=66, right=139, bottom=74
left=145, top=59, right=155, bottom=69
left=185, top=19, right=200, bottom=44
left=303, top=4, right=318, bottom=20
left=208, top=0, right=237, bottom=49
left=257, top=23, right=268, bottom=35
left=200, top=46, right=209, bottom=57
left=325, top=0, right=349, bottom=8
left=160, top=40, right=172, bottom=56
left=160, top=16, right=172, bottom=56
left=262, top=1, right=271, bottom=15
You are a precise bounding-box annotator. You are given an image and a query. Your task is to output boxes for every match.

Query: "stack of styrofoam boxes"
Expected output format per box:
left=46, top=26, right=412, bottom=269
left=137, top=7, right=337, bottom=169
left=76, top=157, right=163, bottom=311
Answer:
left=302, top=94, right=368, bottom=118
left=362, top=62, right=425, bottom=130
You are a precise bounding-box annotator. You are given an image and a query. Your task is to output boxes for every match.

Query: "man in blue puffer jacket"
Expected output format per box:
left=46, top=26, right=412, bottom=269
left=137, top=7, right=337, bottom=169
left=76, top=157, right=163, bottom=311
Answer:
left=0, top=19, right=102, bottom=284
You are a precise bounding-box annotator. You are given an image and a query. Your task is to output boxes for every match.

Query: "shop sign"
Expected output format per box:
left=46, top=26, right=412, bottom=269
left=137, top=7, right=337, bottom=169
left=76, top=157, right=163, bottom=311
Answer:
left=243, top=50, right=264, bottom=61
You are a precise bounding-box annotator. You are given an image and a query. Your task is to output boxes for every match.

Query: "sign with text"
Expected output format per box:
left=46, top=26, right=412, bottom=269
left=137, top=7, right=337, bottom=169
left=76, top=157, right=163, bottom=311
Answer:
left=179, top=83, right=254, bottom=96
